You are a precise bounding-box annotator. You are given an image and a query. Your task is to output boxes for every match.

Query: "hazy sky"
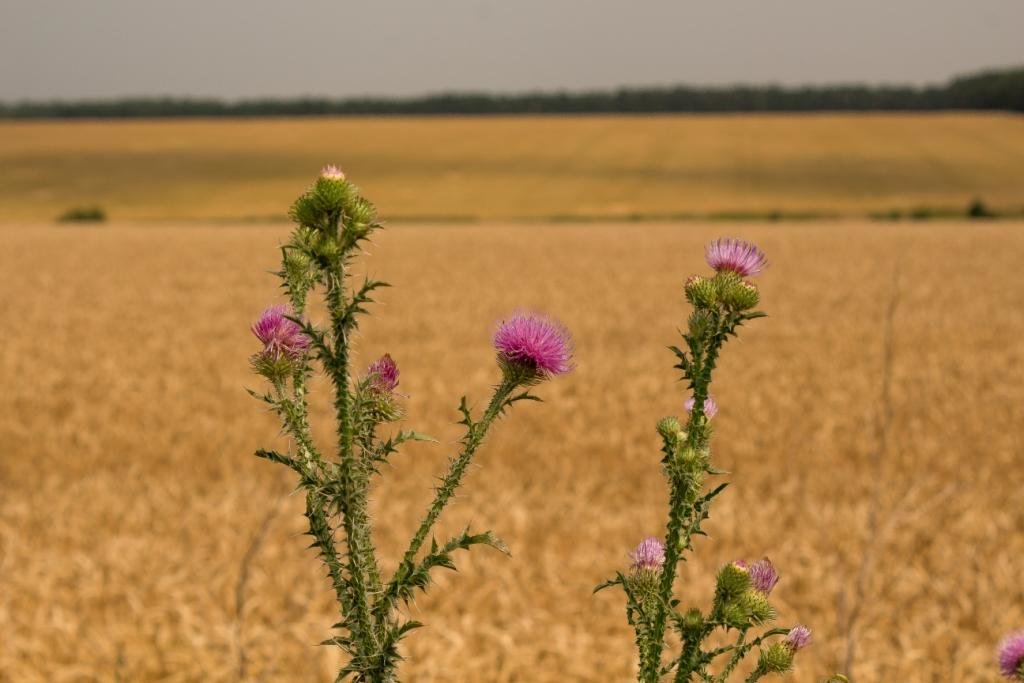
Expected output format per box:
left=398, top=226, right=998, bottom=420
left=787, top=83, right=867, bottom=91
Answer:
left=2, top=0, right=1022, bottom=101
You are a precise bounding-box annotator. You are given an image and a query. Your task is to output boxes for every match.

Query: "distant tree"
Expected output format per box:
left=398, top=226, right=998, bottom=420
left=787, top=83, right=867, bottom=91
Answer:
left=2, top=66, right=1021, bottom=119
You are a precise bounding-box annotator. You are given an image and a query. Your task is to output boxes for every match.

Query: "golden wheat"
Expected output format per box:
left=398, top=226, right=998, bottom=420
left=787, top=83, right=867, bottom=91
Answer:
left=2, top=113, right=1023, bottom=222
left=1, top=220, right=1022, bottom=682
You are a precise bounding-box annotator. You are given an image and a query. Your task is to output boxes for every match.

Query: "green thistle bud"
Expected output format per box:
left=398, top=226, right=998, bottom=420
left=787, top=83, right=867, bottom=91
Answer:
left=738, top=589, right=776, bottom=624
left=348, top=196, right=377, bottom=228
left=679, top=444, right=703, bottom=467
left=713, top=269, right=742, bottom=290
left=657, top=416, right=683, bottom=441
left=624, top=568, right=661, bottom=614
left=757, top=642, right=794, bottom=674
left=250, top=350, right=293, bottom=385
left=684, top=274, right=719, bottom=308
left=313, top=175, right=351, bottom=213
left=289, top=193, right=322, bottom=229
left=719, top=602, right=750, bottom=629
left=284, top=247, right=313, bottom=286
left=680, top=608, right=704, bottom=636
left=715, top=562, right=752, bottom=599
left=720, top=279, right=760, bottom=310
left=826, top=675, right=850, bottom=683
left=716, top=565, right=749, bottom=593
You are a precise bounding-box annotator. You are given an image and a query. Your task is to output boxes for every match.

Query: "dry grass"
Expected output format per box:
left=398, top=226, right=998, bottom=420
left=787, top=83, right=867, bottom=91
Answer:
left=1, top=220, right=1022, bottom=682
left=2, top=113, right=1024, bottom=222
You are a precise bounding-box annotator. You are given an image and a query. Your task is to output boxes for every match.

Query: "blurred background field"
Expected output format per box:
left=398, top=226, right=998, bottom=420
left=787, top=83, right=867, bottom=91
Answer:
left=2, top=219, right=1023, bottom=682
left=2, top=113, right=1024, bottom=223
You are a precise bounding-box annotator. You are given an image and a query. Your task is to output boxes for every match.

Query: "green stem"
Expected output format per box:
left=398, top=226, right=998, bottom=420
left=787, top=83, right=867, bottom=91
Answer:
left=379, top=380, right=516, bottom=620
left=643, top=478, right=688, bottom=681
left=306, top=490, right=354, bottom=621
left=326, top=262, right=379, bottom=664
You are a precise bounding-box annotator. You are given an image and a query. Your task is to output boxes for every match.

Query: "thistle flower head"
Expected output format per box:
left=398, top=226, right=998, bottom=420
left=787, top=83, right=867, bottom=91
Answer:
left=251, top=305, right=310, bottom=360
left=749, top=558, right=780, bottom=594
left=999, top=631, right=1024, bottom=679
left=706, top=238, right=767, bottom=277
left=321, top=164, right=346, bottom=181
left=630, top=537, right=666, bottom=573
left=367, top=353, right=400, bottom=392
left=684, top=395, right=718, bottom=419
left=493, top=312, right=573, bottom=379
left=785, top=625, right=812, bottom=652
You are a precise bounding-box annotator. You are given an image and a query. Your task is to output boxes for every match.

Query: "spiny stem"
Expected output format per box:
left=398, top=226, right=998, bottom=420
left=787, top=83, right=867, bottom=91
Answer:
left=326, top=263, right=379, bottom=659
left=380, top=380, right=516, bottom=619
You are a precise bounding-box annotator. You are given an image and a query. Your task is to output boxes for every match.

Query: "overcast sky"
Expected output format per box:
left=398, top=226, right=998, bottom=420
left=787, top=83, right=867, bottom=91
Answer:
left=2, top=0, right=1022, bottom=101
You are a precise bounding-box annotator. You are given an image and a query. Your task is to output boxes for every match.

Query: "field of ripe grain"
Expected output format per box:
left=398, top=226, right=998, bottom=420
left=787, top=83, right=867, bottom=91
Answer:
left=2, top=113, right=1024, bottom=222
left=1, top=220, right=1022, bottom=682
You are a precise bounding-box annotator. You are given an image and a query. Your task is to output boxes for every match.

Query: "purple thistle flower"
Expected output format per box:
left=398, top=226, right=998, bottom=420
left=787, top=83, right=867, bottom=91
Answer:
left=684, top=395, right=719, bottom=419
left=630, top=537, right=666, bottom=572
left=784, top=625, right=812, bottom=652
left=999, top=631, right=1024, bottom=679
left=321, top=164, right=345, bottom=181
left=705, top=238, right=768, bottom=277
left=367, top=354, right=400, bottom=392
left=251, top=305, right=310, bottom=360
left=749, top=558, right=780, bottom=594
left=493, top=312, right=573, bottom=377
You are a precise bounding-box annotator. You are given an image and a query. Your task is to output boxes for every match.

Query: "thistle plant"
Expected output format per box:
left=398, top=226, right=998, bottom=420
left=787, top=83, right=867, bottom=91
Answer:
left=248, top=166, right=572, bottom=681
left=597, top=238, right=814, bottom=681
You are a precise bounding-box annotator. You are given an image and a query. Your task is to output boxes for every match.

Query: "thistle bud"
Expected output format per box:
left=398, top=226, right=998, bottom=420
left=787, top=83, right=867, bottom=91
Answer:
left=757, top=642, right=794, bottom=674
left=738, top=589, right=776, bottom=624
left=680, top=608, right=704, bottom=635
left=684, top=274, right=718, bottom=308
left=720, top=279, right=760, bottom=310
left=657, top=416, right=683, bottom=441
left=624, top=537, right=665, bottom=613
left=363, top=354, right=403, bottom=422
left=715, top=561, right=752, bottom=599
left=719, top=602, right=750, bottom=630
left=314, top=174, right=350, bottom=213
left=283, top=247, right=314, bottom=289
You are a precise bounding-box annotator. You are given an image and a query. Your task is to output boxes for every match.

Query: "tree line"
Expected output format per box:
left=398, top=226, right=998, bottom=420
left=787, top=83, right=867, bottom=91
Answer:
left=3, top=66, right=1021, bottom=119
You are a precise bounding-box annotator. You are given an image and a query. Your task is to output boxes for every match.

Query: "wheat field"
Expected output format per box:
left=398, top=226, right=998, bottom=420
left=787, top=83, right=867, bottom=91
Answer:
left=2, top=113, right=1024, bottom=222
left=1, top=219, right=1022, bottom=682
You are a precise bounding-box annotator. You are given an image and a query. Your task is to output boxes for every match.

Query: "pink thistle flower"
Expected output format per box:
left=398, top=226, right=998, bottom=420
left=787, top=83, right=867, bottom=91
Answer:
left=999, top=631, right=1024, bottom=679
left=493, top=312, right=573, bottom=377
left=684, top=395, right=718, bottom=419
left=749, top=558, right=780, bottom=594
left=705, top=238, right=767, bottom=277
left=321, top=164, right=345, bottom=181
left=367, top=354, right=400, bottom=392
left=251, top=305, right=310, bottom=360
left=630, top=537, right=666, bottom=572
left=784, top=625, right=812, bottom=652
